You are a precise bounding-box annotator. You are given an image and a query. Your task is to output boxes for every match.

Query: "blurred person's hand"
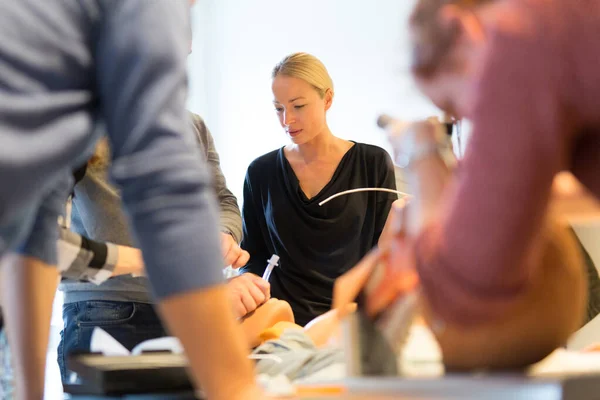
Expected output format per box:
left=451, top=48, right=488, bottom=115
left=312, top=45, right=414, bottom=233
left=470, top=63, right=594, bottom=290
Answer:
left=386, top=118, right=454, bottom=236
left=366, top=198, right=419, bottom=317
left=114, top=245, right=145, bottom=277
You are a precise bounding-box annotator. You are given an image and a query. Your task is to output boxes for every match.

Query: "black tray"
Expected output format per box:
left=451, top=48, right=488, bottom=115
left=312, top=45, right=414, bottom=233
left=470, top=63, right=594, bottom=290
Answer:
left=64, top=352, right=196, bottom=397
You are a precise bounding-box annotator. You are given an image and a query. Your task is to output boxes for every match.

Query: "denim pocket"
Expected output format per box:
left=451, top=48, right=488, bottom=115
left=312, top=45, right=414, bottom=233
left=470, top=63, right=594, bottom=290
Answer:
left=62, top=302, right=78, bottom=316
left=77, top=301, right=137, bottom=326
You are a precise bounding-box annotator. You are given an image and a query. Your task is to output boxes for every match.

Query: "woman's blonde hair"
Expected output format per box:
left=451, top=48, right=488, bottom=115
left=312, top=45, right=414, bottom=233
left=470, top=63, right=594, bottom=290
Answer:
left=272, top=52, right=334, bottom=99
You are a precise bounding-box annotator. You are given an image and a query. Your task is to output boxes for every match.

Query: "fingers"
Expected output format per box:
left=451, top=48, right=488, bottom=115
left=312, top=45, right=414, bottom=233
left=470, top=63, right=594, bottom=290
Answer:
left=223, top=245, right=241, bottom=267
left=364, top=238, right=420, bottom=317
left=221, top=233, right=241, bottom=266
left=221, top=233, right=250, bottom=269
left=338, top=302, right=358, bottom=319
left=231, top=249, right=250, bottom=269
left=247, top=273, right=270, bottom=299
left=332, top=248, right=382, bottom=311
left=365, top=276, right=405, bottom=317
left=233, top=299, right=248, bottom=319
left=239, top=289, right=259, bottom=316
left=228, top=274, right=271, bottom=318
left=246, top=281, right=267, bottom=306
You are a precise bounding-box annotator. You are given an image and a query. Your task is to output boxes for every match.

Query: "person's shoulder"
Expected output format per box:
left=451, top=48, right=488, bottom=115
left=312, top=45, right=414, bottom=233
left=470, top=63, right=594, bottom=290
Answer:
left=188, top=112, right=208, bottom=137
left=354, top=142, right=392, bottom=161
left=188, top=111, right=206, bottom=127
left=247, top=148, right=281, bottom=177
left=353, top=142, right=395, bottom=179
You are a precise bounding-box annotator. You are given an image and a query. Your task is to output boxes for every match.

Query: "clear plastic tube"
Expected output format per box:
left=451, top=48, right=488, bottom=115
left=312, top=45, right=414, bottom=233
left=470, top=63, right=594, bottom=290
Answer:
left=318, top=188, right=410, bottom=207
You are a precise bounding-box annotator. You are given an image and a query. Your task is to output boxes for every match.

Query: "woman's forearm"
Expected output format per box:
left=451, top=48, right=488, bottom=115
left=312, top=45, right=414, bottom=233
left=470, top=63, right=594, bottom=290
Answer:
left=405, top=155, right=452, bottom=236
left=58, top=227, right=144, bottom=281
left=388, top=119, right=454, bottom=236
left=157, top=286, right=263, bottom=400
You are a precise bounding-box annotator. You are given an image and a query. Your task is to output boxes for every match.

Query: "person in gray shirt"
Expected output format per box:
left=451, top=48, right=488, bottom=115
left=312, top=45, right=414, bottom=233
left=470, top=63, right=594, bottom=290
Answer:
left=0, top=1, right=263, bottom=399
left=57, top=113, right=267, bottom=381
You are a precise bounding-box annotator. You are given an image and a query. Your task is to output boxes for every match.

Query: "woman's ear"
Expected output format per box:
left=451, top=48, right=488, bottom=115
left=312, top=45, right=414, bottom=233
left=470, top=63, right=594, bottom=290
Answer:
left=440, top=4, right=485, bottom=46
left=324, top=88, right=334, bottom=111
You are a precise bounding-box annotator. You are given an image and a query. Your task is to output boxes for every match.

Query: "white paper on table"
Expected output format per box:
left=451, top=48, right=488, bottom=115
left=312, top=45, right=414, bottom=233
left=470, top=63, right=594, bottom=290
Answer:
left=529, top=348, right=600, bottom=376
left=90, top=327, right=183, bottom=357
left=90, top=327, right=130, bottom=356
left=256, top=374, right=295, bottom=397
left=131, top=336, right=183, bottom=355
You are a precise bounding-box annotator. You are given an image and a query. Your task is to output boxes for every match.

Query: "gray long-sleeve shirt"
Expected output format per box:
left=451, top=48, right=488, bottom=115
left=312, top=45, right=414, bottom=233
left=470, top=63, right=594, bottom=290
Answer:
left=0, top=0, right=224, bottom=300
left=190, top=113, right=242, bottom=243
left=60, top=114, right=242, bottom=304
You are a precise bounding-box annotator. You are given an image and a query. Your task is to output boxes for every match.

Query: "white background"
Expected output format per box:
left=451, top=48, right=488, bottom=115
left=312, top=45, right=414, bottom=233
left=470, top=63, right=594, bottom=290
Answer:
left=186, top=0, right=440, bottom=200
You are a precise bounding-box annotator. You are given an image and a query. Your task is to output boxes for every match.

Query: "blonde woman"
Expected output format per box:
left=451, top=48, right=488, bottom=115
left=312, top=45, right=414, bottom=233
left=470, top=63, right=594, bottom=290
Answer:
left=241, top=53, right=397, bottom=326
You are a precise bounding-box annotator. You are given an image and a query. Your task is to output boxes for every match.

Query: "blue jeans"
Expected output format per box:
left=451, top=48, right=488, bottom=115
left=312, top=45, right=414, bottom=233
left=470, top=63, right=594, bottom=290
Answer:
left=57, top=301, right=167, bottom=383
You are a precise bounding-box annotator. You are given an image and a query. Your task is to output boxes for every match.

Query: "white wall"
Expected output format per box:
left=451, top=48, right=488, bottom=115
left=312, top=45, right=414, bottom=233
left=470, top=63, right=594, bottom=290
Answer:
left=187, top=0, right=439, bottom=201
left=185, top=1, right=599, bottom=276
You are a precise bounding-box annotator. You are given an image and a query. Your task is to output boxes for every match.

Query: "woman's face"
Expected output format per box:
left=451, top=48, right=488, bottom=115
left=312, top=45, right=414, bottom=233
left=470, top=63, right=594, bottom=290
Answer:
left=413, top=6, right=490, bottom=118
left=272, top=75, right=332, bottom=145
left=415, top=70, right=474, bottom=119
